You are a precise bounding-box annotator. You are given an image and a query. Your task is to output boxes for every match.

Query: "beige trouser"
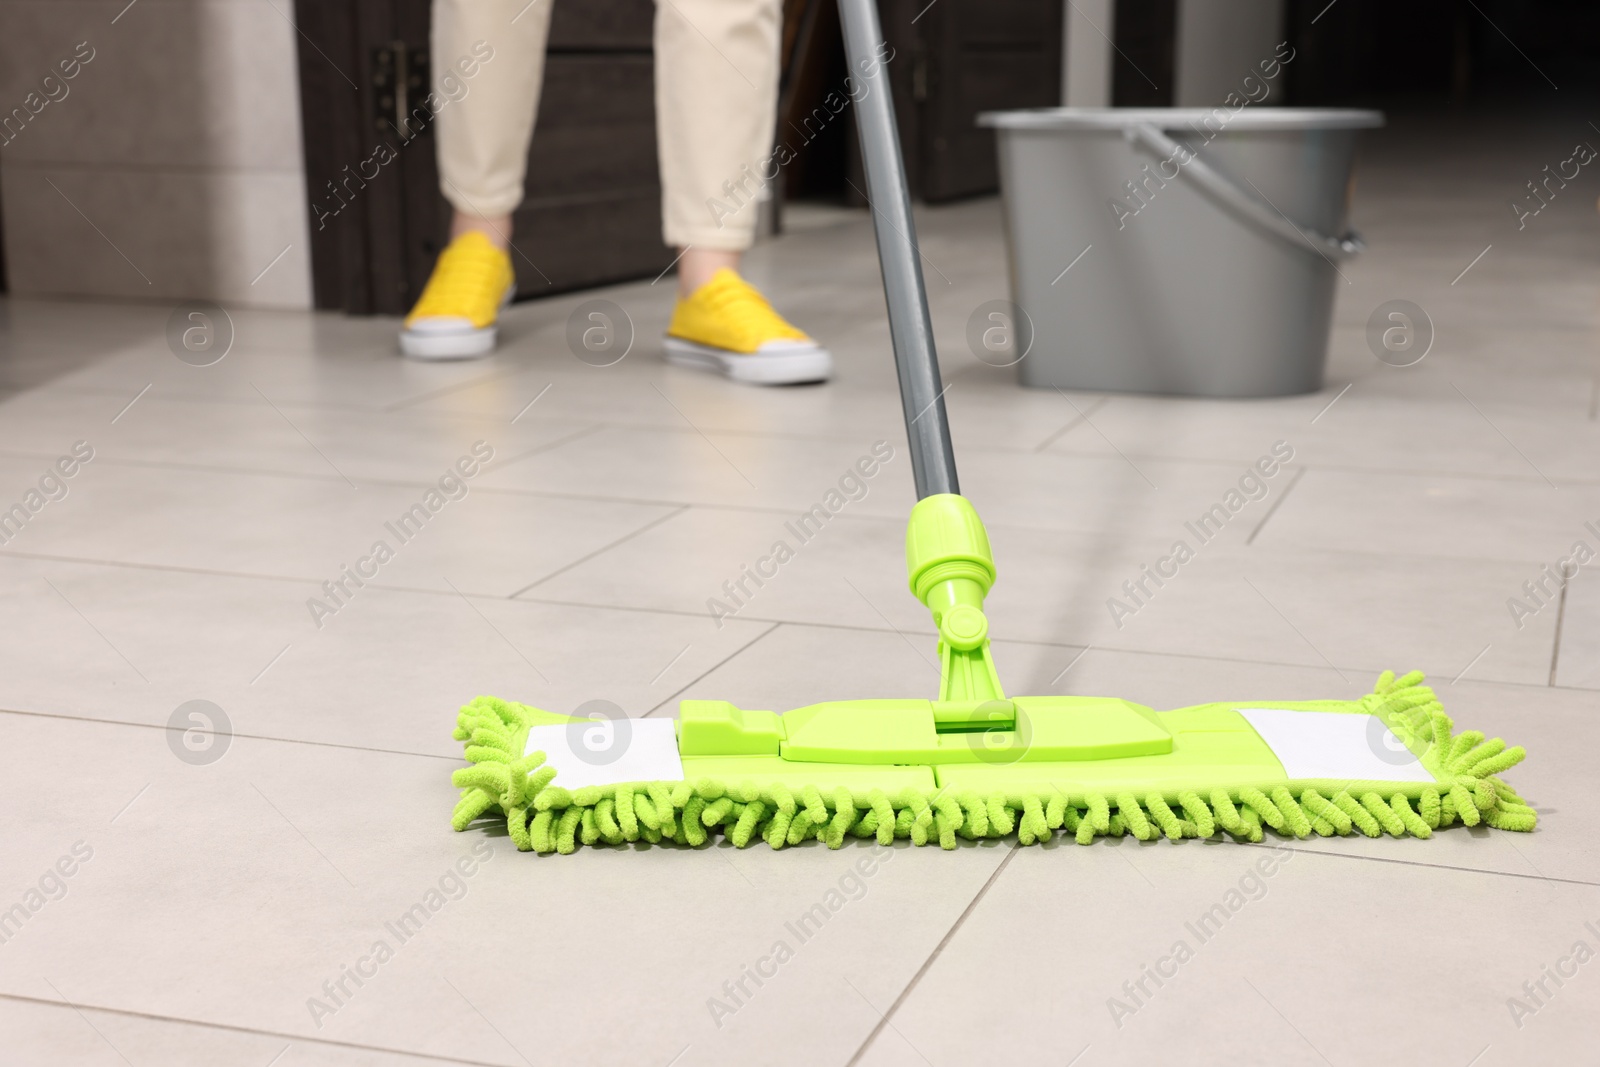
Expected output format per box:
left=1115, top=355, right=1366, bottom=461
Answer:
left=432, top=0, right=780, bottom=251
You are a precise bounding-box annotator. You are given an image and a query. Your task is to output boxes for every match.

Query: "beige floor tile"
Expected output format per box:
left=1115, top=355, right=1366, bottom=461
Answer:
left=0, top=712, right=1008, bottom=1067
left=1254, top=466, right=1599, bottom=563
left=528, top=505, right=1557, bottom=684
left=1553, top=568, right=1600, bottom=689
left=476, top=423, right=918, bottom=517
left=0, top=452, right=672, bottom=597
left=0, top=556, right=773, bottom=755
left=0, top=995, right=481, bottom=1067
left=858, top=841, right=1599, bottom=1067
left=0, top=386, right=594, bottom=483
left=1045, top=386, right=1598, bottom=482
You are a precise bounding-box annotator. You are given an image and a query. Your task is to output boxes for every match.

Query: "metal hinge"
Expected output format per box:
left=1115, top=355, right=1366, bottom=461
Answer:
left=371, top=41, right=431, bottom=142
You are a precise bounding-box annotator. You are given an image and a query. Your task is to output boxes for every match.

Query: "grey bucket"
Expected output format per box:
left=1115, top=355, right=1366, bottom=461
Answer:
left=977, top=108, right=1384, bottom=397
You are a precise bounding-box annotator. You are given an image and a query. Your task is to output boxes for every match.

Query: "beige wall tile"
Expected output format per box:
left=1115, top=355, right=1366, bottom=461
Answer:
left=3, top=164, right=311, bottom=307
left=0, top=1, right=304, bottom=170
left=0, top=1, right=311, bottom=306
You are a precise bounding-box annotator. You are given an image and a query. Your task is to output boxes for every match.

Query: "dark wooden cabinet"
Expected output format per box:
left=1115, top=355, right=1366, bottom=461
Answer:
left=293, top=0, right=437, bottom=314
left=875, top=0, right=1062, bottom=203
left=293, top=0, right=672, bottom=315
left=1111, top=0, right=1176, bottom=107
left=515, top=0, right=671, bottom=297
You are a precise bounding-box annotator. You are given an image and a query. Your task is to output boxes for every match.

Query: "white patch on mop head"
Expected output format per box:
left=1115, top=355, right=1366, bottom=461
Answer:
left=1238, top=708, right=1435, bottom=783
left=524, top=718, right=684, bottom=789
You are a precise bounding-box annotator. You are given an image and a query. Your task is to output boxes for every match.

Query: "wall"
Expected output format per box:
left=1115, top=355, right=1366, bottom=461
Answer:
left=1174, top=0, right=1285, bottom=107
left=0, top=0, right=312, bottom=308
left=1062, top=0, right=1115, bottom=107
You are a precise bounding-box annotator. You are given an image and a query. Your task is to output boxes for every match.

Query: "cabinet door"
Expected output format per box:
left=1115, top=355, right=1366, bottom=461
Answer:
left=293, top=0, right=442, bottom=315
left=876, top=0, right=1062, bottom=203
left=1111, top=0, right=1176, bottom=107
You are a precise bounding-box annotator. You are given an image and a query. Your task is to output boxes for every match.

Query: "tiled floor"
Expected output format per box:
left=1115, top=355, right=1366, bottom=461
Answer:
left=3, top=106, right=1599, bottom=1066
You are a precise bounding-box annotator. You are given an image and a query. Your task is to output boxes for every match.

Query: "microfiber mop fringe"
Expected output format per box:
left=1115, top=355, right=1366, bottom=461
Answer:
left=449, top=671, right=1535, bottom=855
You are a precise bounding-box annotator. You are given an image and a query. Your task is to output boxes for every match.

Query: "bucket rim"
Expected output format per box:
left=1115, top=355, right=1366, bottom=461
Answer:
left=978, top=107, right=1385, bottom=132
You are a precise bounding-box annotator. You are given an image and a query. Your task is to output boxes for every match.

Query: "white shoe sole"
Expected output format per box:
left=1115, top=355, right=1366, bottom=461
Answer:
left=399, top=284, right=514, bottom=361
left=662, top=336, right=833, bottom=385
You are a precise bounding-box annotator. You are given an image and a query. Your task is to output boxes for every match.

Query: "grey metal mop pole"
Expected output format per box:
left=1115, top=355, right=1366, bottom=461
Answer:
left=837, top=0, right=959, bottom=500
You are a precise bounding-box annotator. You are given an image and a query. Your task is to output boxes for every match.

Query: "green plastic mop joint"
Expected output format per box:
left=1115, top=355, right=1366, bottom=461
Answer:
left=907, top=493, right=1004, bottom=704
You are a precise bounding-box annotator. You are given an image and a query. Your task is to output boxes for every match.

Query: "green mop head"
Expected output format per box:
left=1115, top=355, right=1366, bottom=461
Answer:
left=448, top=496, right=1535, bottom=854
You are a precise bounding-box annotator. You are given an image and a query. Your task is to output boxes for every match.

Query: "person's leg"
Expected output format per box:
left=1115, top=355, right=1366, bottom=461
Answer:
left=677, top=248, right=742, bottom=297
left=402, top=0, right=550, bottom=358
left=434, top=0, right=552, bottom=242
left=656, top=0, right=779, bottom=270
left=655, top=0, right=832, bottom=383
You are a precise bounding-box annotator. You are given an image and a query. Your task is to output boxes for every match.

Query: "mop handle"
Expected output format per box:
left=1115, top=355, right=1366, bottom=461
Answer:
left=837, top=0, right=960, bottom=499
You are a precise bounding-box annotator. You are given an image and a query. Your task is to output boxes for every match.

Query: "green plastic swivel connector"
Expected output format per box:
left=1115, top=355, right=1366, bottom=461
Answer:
left=906, top=494, right=1006, bottom=703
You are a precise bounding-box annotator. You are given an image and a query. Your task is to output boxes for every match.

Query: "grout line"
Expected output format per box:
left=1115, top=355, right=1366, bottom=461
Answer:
left=0, top=536, right=1584, bottom=696
left=0, top=423, right=1593, bottom=495
left=0, top=706, right=463, bottom=763
left=1256, top=842, right=1600, bottom=889
left=1549, top=581, right=1568, bottom=687
left=0, top=992, right=510, bottom=1067
left=0, top=439, right=1588, bottom=556
left=507, top=505, right=689, bottom=598
left=382, top=367, right=529, bottom=412
left=43, top=977, right=139, bottom=1067
left=488, top=423, right=607, bottom=468
left=844, top=843, right=1022, bottom=1067
left=22, top=382, right=538, bottom=419
left=1245, top=465, right=1306, bottom=545
left=644, top=622, right=784, bottom=716
left=0, top=550, right=350, bottom=587
left=0, top=539, right=1583, bottom=692
left=1030, top=395, right=1107, bottom=453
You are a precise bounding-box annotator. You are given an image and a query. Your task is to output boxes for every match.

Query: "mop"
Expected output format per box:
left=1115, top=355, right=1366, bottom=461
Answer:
left=448, top=0, right=1534, bottom=854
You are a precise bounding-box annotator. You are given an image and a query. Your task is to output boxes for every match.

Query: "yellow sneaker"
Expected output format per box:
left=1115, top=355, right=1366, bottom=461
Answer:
left=664, top=269, right=832, bottom=384
left=400, top=231, right=515, bottom=360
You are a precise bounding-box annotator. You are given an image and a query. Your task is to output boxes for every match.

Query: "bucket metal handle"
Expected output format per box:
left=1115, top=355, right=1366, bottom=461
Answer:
left=1127, top=123, right=1365, bottom=261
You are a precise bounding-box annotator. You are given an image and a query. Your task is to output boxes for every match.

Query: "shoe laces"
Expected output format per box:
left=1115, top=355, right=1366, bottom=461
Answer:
left=695, top=273, right=805, bottom=344
left=413, top=236, right=504, bottom=316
